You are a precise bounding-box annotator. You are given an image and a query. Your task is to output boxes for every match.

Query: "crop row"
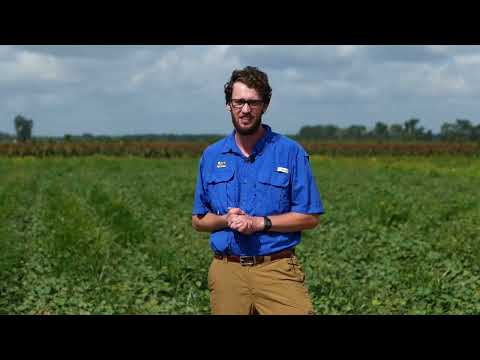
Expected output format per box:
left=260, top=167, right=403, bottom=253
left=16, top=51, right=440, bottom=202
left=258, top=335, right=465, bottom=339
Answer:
left=1, top=141, right=479, bottom=157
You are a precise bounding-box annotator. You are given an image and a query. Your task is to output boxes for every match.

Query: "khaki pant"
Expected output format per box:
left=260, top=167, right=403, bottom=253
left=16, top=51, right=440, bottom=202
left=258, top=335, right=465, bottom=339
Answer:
left=208, top=254, right=315, bottom=315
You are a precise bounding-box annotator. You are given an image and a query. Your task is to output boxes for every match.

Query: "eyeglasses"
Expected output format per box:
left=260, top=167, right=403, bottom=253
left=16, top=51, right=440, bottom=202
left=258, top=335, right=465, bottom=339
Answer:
left=230, top=98, right=264, bottom=110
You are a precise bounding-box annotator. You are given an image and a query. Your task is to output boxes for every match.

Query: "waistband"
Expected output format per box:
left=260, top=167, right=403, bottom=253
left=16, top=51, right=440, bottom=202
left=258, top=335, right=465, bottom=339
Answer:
left=214, top=248, right=295, bottom=266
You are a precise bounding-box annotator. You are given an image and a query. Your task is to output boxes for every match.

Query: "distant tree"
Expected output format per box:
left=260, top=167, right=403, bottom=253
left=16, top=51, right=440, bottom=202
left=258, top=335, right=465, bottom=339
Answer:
left=323, top=125, right=340, bottom=139
left=14, top=114, right=33, bottom=142
left=404, top=118, right=420, bottom=138
left=373, top=122, right=389, bottom=139
left=424, top=129, right=434, bottom=141
left=441, top=119, right=476, bottom=141
left=298, top=124, right=340, bottom=140
left=344, top=125, right=367, bottom=139
left=455, top=119, right=474, bottom=140
left=298, top=126, right=310, bottom=138
left=64, top=134, right=73, bottom=142
left=389, top=123, right=404, bottom=139
left=440, top=122, right=456, bottom=141
left=0, top=131, right=10, bottom=139
left=414, top=126, right=427, bottom=140
left=475, top=124, right=480, bottom=141
left=82, top=133, right=94, bottom=140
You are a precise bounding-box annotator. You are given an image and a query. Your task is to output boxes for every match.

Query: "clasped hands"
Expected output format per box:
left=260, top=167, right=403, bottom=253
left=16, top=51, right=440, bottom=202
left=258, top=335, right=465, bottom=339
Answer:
left=225, top=208, right=264, bottom=235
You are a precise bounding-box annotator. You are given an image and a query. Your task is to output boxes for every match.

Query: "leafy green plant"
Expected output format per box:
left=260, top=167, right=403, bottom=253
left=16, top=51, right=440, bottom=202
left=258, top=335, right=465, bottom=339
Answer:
left=0, top=155, right=479, bottom=314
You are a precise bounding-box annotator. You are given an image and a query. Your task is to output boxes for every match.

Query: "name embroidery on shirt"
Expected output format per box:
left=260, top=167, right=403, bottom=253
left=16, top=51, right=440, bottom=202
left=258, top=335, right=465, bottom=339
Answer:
left=277, top=166, right=289, bottom=174
left=217, top=161, right=227, bottom=168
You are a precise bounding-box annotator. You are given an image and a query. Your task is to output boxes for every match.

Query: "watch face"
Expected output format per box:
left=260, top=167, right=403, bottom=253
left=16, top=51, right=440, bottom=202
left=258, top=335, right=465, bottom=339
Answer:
left=264, top=216, right=271, bottom=230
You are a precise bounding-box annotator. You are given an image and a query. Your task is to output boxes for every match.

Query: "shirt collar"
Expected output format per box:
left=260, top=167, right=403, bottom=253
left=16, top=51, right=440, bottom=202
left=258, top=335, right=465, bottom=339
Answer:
left=221, top=124, right=275, bottom=155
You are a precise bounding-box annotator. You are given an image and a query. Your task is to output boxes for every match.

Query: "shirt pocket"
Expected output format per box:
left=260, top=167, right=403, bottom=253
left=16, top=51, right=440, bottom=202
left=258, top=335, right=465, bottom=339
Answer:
left=256, top=171, right=291, bottom=215
left=206, top=168, right=235, bottom=214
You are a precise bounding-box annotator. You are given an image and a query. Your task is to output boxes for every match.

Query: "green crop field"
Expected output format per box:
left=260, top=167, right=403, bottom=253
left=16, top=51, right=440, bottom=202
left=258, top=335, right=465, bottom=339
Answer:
left=1, top=155, right=479, bottom=314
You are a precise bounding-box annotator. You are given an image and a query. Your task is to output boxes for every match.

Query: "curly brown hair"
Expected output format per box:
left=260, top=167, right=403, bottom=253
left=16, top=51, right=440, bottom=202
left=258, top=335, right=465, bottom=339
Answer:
left=224, top=66, right=272, bottom=106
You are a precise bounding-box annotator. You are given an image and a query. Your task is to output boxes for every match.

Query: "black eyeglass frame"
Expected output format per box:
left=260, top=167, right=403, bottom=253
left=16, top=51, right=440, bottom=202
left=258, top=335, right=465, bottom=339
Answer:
left=230, top=98, right=264, bottom=109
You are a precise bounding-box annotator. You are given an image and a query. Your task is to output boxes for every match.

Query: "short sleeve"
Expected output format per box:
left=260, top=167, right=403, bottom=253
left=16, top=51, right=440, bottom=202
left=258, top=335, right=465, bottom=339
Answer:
left=290, top=149, right=324, bottom=215
left=192, top=154, right=211, bottom=216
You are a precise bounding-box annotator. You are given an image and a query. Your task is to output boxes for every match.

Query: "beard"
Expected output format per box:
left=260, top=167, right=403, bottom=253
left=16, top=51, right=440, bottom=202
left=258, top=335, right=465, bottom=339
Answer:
left=231, top=113, right=262, bottom=136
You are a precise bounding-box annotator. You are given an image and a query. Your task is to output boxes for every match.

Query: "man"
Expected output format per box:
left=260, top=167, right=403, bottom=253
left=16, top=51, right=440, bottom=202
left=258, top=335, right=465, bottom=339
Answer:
left=192, top=66, right=324, bottom=315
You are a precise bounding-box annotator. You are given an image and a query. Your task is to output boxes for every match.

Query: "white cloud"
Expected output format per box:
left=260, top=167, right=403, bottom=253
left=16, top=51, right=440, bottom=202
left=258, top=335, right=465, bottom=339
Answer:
left=16, top=51, right=63, bottom=80
left=428, top=68, right=468, bottom=96
left=283, top=67, right=304, bottom=81
left=377, top=62, right=469, bottom=98
left=0, top=48, right=74, bottom=83
left=0, top=45, right=14, bottom=58
left=129, top=46, right=239, bottom=93
left=455, top=54, right=480, bottom=66
left=336, top=45, right=362, bottom=57
left=298, top=79, right=377, bottom=100
left=202, top=45, right=232, bottom=64
left=425, top=45, right=452, bottom=54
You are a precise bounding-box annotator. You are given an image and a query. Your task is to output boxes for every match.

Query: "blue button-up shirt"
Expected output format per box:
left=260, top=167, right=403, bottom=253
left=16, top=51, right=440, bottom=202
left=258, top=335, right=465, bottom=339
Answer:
left=192, top=124, right=324, bottom=256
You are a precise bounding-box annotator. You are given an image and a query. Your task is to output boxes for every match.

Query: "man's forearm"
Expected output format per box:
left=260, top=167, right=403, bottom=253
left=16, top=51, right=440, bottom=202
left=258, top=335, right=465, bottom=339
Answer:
left=228, top=211, right=320, bottom=234
left=266, top=212, right=319, bottom=233
left=193, top=211, right=319, bottom=234
left=192, top=213, right=228, bottom=232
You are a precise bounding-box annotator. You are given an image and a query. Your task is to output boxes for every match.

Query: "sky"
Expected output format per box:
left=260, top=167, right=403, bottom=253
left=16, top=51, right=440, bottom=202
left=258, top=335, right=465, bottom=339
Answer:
left=1, top=45, right=480, bottom=136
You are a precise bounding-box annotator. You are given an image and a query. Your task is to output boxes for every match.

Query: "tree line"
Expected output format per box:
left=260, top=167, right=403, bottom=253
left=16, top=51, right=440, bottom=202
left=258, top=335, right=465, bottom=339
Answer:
left=298, top=118, right=480, bottom=142
left=3, top=115, right=480, bottom=143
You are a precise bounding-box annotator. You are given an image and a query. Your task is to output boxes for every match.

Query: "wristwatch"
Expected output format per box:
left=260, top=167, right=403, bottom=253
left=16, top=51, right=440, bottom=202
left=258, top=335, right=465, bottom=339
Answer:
left=263, top=216, right=272, bottom=232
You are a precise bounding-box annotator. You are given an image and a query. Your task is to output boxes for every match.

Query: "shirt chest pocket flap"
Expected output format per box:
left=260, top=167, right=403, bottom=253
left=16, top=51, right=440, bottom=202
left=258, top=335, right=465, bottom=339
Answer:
left=257, top=170, right=290, bottom=211
left=206, top=168, right=234, bottom=211
left=258, top=170, right=290, bottom=188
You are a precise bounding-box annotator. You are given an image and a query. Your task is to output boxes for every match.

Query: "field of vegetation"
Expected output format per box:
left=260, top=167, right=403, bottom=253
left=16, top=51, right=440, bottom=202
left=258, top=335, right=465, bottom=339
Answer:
left=1, top=154, right=479, bottom=314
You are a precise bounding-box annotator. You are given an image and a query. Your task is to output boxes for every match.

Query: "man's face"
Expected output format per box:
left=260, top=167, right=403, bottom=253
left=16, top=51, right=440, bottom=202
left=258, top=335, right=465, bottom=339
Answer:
left=227, top=82, right=267, bottom=136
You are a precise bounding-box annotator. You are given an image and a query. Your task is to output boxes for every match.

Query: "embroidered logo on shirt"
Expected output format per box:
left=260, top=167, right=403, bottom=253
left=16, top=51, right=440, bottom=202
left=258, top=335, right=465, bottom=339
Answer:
left=217, top=161, right=227, bottom=168
left=277, top=167, right=289, bottom=174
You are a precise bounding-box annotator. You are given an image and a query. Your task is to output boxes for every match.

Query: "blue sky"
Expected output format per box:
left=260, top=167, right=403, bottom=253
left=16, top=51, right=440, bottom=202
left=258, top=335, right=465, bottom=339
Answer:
left=1, top=45, right=480, bottom=136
